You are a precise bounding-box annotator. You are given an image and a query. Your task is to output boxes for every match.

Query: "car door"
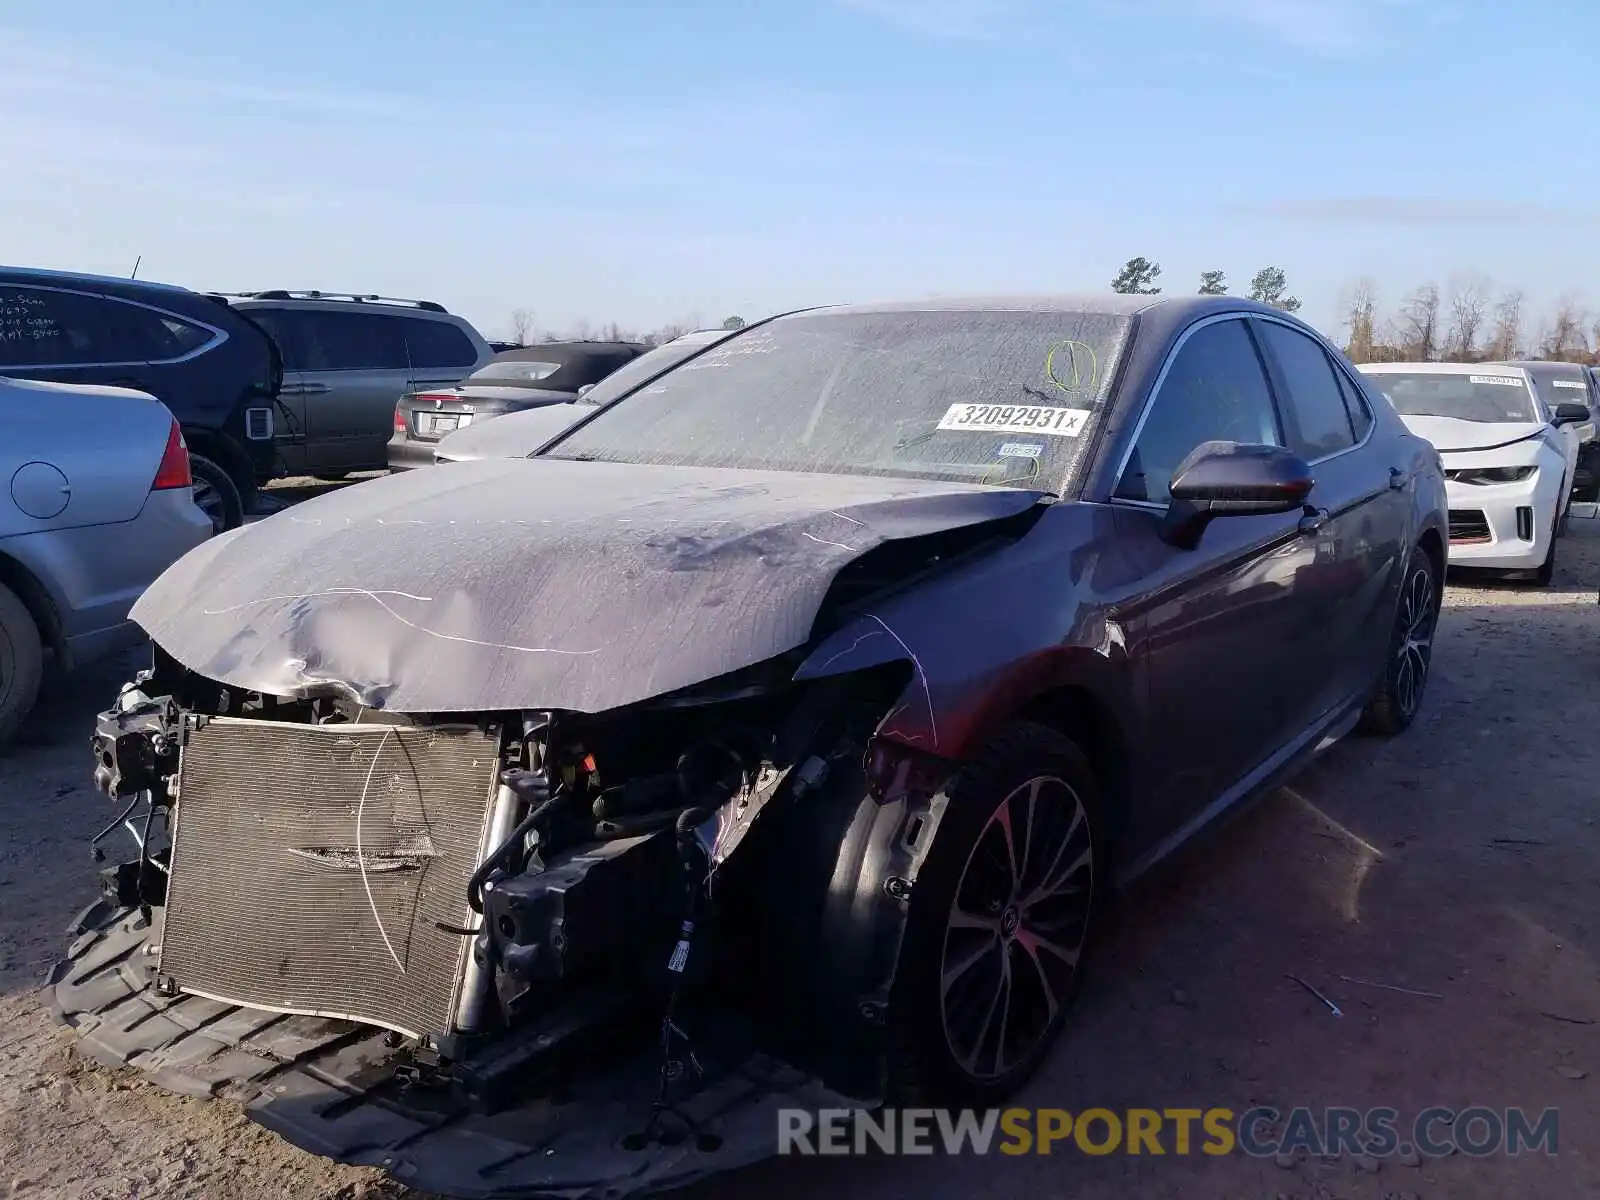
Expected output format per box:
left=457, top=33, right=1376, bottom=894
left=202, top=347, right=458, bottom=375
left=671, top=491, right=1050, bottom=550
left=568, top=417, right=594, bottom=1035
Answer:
left=1107, top=314, right=1319, bottom=844
left=277, top=309, right=412, bottom=473
left=1250, top=316, right=1407, bottom=722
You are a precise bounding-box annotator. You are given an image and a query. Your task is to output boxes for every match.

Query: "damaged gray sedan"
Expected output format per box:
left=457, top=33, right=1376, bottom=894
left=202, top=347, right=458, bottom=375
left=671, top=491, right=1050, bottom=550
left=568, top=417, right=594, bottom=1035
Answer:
left=52, top=295, right=1448, bottom=1198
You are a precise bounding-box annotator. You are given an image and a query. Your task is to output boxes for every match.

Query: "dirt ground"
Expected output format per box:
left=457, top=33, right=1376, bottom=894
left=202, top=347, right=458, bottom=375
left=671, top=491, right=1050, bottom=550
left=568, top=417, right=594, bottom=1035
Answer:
left=3, top=511, right=1598, bottom=1200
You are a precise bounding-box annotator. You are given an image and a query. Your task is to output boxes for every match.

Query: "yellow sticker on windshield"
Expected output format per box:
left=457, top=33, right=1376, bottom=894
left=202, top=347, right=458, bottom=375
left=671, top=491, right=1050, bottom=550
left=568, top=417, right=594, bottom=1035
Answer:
left=1045, top=340, right=1099, bottom=393
left=937, top=403, right=1089, bottom=437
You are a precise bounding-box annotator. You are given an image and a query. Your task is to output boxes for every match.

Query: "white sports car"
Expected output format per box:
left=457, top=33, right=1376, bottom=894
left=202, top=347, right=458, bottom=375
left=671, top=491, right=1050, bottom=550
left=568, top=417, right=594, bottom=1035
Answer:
left=1358, top=361, right=1590, bottom=585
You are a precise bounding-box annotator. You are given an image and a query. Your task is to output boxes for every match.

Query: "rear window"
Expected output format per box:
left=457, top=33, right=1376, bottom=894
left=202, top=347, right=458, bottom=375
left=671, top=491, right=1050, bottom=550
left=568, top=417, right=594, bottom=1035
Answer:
left=402, top=317, right=479, bottom=370
left=467, top=359, right=565, bottom=386
left=1360, top=370, right=1538, bottom=423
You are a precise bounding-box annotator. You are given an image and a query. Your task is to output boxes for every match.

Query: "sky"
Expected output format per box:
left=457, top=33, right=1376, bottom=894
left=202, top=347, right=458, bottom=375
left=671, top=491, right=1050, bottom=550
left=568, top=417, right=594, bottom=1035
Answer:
left=1, top=1, right=1596, bottom=343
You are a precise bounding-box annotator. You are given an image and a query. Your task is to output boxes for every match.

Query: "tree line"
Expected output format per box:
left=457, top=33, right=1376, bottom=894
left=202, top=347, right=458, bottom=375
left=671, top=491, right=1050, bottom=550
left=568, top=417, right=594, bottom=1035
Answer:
left=1111, top=257, right=1598, bottom=366
left=500, top=309, right=746, bottom=348
left=1336, top=275, right=1597, bottom=365
left=1109, top=256, right=1301, bottom=313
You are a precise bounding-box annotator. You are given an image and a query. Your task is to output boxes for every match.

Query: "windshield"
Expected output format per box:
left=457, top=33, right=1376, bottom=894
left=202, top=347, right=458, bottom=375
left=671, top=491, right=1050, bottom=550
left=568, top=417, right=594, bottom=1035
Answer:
left=572, top=335, right=728, bottom=407
left=1362, top=371, right=1538, bottom=423
left=540, top=308, right=1133, bottom=490
left=1527, top=364, right=1592, bottom=409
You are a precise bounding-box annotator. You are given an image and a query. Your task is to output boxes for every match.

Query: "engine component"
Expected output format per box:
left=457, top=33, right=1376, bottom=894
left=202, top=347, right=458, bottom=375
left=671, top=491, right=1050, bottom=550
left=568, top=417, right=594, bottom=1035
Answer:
left=157, top=715, right=504, bottom=1041
left=483, top=830, right=680, bottom=1017
left=90, top=686, right=180, bottom=799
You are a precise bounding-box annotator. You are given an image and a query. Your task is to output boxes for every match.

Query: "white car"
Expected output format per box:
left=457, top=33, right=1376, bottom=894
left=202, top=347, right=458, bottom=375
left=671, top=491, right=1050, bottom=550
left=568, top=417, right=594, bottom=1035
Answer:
left=1358, top=361, right=1590, bottom=584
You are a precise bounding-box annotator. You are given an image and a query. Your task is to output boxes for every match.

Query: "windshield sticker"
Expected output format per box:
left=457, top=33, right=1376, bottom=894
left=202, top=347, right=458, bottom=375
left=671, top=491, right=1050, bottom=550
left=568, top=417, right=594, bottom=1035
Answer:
left=937, top=403, right=1090, bottom=437
left=998, top=441, right=1045, bottom=458
left=1553, top=380, right=1586, bottom=389
left=1045, top=340, right=1099, bottom=393
left=1469, top=375, right=1522, bottom=386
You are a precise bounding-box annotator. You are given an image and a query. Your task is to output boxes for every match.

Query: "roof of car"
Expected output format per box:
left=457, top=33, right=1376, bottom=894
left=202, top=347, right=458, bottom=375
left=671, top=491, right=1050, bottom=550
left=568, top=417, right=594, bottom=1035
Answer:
left=1355, top=361, right=1530, bottom=375
left=1495, top=359, right=1588, bottom=376
left=0, top=263, right=192, bottom=295
left=500, top=341, right=646, bottom=360
left=792, top=293, right=1306, bottom=322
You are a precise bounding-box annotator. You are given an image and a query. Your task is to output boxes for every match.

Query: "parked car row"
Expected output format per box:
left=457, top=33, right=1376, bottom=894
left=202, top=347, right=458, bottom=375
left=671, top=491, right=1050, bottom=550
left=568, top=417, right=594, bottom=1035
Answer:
left=1356, top=359, right=1594, bottom=585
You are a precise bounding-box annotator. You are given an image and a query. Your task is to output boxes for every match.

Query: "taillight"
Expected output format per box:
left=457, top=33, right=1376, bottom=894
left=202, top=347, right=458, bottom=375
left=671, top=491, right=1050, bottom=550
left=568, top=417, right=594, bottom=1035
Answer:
left=152, top=420, right=193, bottom=490
left=394, top=406, right=407, bottom=431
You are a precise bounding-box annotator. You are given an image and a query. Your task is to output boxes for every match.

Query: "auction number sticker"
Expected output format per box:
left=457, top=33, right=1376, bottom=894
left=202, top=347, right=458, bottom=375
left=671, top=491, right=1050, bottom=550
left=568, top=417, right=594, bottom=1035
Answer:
left=1469, top=375, right=1522, bottom=386
left=1554, top=380, right=1586, bottom=389
left=937, top=403, right=1089, bottom=437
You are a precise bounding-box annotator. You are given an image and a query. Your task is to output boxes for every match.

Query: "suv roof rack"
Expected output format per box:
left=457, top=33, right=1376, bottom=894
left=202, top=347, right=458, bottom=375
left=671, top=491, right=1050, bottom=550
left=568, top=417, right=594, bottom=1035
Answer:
left=216, top=290, right=449, bottom=314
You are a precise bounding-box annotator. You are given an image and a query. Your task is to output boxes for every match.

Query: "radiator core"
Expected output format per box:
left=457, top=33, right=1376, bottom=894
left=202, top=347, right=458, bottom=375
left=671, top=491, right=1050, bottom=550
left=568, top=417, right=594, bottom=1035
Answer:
left=158, top=716, right=503, bottom=1039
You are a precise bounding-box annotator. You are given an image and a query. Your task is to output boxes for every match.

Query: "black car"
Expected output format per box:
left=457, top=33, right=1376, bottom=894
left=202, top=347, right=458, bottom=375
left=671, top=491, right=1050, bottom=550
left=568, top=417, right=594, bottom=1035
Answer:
left=58, top=295, right=1448, bottom=1199
left=0, top=265, right=283, bottom=530
left=388, top=340, right=646, bottom=469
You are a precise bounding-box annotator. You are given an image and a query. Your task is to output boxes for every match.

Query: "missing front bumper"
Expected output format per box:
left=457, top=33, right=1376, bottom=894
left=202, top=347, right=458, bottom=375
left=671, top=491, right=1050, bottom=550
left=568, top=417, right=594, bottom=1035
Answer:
left=48, top=901, right=858, bottom=1200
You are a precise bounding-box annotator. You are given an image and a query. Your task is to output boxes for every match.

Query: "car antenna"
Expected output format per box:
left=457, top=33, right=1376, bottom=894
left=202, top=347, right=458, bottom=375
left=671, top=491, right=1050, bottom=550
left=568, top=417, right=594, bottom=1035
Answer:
left=130, top=255, right=142, bottom=279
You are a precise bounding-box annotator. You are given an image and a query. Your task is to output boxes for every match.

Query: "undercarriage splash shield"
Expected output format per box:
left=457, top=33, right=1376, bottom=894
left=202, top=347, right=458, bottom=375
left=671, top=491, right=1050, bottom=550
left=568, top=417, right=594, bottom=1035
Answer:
left=159, top=716, right=502, bottom=1039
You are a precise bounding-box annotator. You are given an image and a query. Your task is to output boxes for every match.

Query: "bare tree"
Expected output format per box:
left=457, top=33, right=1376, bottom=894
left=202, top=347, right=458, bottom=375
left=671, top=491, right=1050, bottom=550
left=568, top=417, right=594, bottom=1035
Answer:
left=1339, top=277, right=1378, bottom=362
left=1442, top=272, right=1490, bottom=361
left=1485, top=290, right=1525, bottom=361
left=507, top=308, right=535, bottom=345
left=1538, top=294, right=1589, bottom=361
left=1393, top=284, right=1442, bottom=361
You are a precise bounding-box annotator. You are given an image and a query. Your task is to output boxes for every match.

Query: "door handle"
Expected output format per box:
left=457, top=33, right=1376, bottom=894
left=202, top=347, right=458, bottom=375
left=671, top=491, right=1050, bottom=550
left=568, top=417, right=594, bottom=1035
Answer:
left=278, top=382, right=330, bottom=396
left=1298, top=507, right=1330, bottom=535
left=1388, top=466, right=1411, bottom=490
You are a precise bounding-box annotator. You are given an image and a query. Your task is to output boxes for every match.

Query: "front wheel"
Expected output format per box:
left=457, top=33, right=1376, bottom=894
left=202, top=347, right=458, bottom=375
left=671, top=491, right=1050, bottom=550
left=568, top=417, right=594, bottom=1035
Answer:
left=1357, top=545, right=1441, bottom=737
left=887, top=722, right=1103, bottom=1106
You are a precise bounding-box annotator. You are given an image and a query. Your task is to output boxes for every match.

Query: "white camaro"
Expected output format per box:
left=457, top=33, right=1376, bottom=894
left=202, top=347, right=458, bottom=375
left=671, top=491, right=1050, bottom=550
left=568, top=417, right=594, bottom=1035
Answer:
left=1358, top=361, right=1589, bottom=585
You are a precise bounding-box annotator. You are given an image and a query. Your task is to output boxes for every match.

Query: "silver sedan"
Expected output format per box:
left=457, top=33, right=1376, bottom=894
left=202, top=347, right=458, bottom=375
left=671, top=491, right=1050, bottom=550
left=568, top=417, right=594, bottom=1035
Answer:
left=0, top=377, right=213, bottom=746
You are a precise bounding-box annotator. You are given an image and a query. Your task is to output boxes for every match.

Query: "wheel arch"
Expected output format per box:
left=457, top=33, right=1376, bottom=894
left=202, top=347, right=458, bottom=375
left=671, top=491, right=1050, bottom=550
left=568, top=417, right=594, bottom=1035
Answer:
left=0, top=549, right=64, bottom=660
left=180, top=427, right=252, bottom=492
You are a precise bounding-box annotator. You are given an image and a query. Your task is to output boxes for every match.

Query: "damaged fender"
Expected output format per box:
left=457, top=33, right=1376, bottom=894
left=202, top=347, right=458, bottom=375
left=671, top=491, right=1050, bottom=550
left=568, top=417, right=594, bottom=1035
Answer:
left=785, top=502, right=1140, bottom=1096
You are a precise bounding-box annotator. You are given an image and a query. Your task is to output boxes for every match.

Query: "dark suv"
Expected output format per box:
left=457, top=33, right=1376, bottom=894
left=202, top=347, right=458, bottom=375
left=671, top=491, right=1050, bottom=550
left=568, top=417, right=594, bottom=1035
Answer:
left=0, top=266, right=282, bottom=531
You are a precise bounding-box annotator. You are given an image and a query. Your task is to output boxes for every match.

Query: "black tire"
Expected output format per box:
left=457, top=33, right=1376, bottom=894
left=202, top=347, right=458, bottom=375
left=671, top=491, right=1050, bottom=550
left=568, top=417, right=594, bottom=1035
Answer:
left=0, top=581, right=45, bottom=751
left=1357, top=545, right=1441, bottom=737
left=189, top=454, right=244, bottom=533
left=886, top=721, right=1104, bottom=1106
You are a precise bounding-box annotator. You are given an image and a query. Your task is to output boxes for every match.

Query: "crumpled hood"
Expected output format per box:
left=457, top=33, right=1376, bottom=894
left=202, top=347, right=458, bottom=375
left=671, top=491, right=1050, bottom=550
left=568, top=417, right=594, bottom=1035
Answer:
left=132, top=457, right=1047, bottom=713
left=1399, top=415, right=1546, bottom=454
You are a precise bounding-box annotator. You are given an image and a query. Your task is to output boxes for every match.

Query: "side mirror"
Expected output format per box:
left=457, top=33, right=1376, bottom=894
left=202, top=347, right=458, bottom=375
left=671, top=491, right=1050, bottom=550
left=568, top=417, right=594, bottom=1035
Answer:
left=1160, top=440, right=1314, bottom=550
left=1552, top=402, right=1590, bottom=427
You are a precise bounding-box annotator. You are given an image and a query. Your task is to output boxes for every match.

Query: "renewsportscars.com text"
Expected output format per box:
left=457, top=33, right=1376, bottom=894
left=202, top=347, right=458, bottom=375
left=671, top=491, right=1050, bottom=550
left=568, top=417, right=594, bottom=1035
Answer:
left=778, top=1106, right=1559, bottom=1158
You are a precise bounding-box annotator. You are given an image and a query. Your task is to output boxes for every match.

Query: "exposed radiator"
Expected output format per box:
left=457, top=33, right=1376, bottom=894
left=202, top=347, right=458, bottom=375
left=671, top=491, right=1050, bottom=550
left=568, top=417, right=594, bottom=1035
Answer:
left=159, top=716, right=503, bottom=1040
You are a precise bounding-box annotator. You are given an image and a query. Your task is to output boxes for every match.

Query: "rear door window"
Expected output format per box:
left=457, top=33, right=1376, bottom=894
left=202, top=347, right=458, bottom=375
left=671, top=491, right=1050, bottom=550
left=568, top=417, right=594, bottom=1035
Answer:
left=402, top=318, right=479, bottom=369
left=1114, top=317, right=1282, bottom=505
left=1255, top=320, right=1358, bottom=460
left=0, top=286, right=126, bottom=368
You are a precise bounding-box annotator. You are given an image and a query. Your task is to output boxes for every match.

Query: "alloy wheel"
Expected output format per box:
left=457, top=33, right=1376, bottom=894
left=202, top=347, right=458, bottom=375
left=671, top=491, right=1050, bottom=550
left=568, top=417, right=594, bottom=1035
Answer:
left=191, top=479, right=226, bottom=534
left=1393, top=564, right=1436, bottom=718
left=939, top=775, right=1094, bottom=1082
